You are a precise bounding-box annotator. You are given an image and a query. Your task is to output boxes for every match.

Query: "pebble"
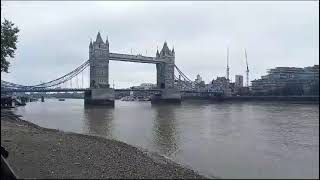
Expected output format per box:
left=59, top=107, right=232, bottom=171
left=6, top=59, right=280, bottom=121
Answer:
left=1, top=112, right=207, bottom=179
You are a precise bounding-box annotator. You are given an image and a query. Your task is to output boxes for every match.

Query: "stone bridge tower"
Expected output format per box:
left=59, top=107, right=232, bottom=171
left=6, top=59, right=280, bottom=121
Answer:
left=86, top=32, right=114, bottom=106
left=89, top=32, right=110, bottom=88
left=156, top=42, right=175, bottom=89
left=153, top=42, right=181, bottom=103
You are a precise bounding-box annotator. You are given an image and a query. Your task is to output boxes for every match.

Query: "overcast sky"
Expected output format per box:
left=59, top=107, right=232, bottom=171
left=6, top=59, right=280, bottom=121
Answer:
left=1, top=1, right=319, bottom=88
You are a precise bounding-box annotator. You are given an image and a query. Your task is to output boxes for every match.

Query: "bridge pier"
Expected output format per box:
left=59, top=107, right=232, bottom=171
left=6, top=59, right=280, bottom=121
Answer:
left=84, top=88, right=115, bottom=107
left=151, top=88, right=181, bottom=104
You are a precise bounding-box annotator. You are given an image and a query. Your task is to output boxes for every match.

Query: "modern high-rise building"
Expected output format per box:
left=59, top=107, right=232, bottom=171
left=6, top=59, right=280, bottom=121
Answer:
left=235, top=75, right=244, bottom=88
left=251, top=65, right=319, bottom=95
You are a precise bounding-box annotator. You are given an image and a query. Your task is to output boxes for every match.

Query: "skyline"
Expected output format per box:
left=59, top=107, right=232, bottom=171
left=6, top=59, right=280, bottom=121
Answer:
left=1, top=1, right=319, bottom=88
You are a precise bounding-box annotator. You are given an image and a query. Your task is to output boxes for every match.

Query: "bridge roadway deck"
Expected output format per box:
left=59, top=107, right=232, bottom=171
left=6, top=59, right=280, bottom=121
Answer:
left=1, top=88, right=219, bottom=93
left=1, top=88, right=161, bottom=93
left=109, top=53, right=165, bottom=64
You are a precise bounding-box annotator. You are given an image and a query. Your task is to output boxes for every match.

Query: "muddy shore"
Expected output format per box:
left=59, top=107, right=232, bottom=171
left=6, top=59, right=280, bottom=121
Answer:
left=1, top=109, right=207, bottom=179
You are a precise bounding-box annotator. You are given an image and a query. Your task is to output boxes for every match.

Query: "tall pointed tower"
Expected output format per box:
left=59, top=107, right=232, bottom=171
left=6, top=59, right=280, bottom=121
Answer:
left=89, top=32, right=110, bottom=88
left=156, top=42, right=175, bottom=89
left=152, top=41, right=181, bottom=104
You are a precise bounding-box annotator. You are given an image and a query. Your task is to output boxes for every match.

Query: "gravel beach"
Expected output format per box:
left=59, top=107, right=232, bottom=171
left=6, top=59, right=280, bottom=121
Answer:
left=1, top=110, right=206, bottom=179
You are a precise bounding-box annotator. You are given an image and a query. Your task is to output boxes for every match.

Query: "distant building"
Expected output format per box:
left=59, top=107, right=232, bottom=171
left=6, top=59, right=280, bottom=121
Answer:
left=194, top=74, right=205, bottom=90
left=209, top=77, right=231, bottom=96
left=139, top=83, right=156, bottom=89
left=128, top=83, right=156, bottom=98
left=176, top=74, right=205, bottom=91
left=195, top=74, right=203, bottom=84
left=233, top=75, right=250, bottom=95
left=130, top=83, right=156, bottom=90
left=235, top=75, right=243, bottom=88
left=251, top=65, right=319, bottom=95
left=175, top=75, right=195, bottom=90
left=229, top=82, right=235, bottom=95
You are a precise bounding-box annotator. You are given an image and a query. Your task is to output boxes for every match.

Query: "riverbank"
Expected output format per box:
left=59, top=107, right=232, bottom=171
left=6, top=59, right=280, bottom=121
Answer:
left=1, top=110, right=206, bottom=179
left=182, top=95, right=319, bottom=103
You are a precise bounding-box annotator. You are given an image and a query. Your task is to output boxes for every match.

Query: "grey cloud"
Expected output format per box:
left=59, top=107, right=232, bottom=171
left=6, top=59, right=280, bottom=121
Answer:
left=1, top=1, right=318, bottom=88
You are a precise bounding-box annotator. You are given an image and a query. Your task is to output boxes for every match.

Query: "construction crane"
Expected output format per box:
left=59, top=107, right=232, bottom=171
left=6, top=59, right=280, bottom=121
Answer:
left=226, top=47, right=230, bottom=82
left=245, top=48, right=249, bottom=87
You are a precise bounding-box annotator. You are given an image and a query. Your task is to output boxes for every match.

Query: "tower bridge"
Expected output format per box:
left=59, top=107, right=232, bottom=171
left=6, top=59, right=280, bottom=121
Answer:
left=2, top=32, right=208, bottom=106
left=87, top=32, right=179, bottom=105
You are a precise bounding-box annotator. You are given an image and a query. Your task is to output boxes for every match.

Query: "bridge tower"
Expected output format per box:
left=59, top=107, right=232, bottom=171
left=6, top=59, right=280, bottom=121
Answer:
left=85, top=32, right=115, bottom=106
left=89, top=32, right=110, bottom=88
left=156, top=42, right=175, bottom=89
left=153, top=42, right=181, bottom=103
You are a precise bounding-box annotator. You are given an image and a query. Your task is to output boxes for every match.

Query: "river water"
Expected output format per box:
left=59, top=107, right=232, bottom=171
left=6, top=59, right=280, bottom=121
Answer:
left=12, top=99, right=319, bottom=178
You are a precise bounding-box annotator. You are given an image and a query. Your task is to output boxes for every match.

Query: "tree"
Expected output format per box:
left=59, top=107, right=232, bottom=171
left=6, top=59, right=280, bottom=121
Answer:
left=1, top=18, right=19, bottom=73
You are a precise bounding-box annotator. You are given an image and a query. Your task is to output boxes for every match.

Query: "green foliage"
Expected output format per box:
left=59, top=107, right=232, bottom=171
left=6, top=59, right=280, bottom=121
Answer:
left=1, top=18, right=19, bottom=73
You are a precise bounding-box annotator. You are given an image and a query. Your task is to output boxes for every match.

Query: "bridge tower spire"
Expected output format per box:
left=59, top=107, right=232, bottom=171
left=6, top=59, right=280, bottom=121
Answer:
left=89, top=39, right=93, bottom=47
left=96, top=32, right=104, bottom=44
left=156, top=47, right=160, bottom=58
left=89, top=39, right=93, bottom=58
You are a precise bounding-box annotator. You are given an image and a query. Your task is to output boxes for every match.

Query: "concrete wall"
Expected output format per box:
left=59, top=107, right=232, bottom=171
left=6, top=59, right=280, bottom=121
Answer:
left=161, top=89, right=181, bottom=99
left=84, top=88, right=115, bottom=106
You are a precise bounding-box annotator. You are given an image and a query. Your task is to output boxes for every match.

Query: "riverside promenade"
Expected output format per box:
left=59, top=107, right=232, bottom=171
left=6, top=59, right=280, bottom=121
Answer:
left=1, top=110, right=205, bottom=179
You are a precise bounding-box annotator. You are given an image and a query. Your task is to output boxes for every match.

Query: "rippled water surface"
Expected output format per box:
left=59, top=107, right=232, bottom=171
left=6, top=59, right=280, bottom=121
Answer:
left=13, top=99, right=319, bottom=178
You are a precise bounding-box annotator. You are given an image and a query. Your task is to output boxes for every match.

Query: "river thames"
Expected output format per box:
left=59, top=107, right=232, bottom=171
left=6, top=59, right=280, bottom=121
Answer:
left=12, top=99, right=319, bottom=178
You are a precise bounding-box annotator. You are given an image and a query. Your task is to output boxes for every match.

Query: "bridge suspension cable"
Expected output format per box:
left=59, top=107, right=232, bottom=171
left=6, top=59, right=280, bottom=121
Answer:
left=174, top=65, right=202, bottom=90
left=3, top=60, right=205, bottom=92
left=1, top=60, right=90, bottom=90
left=33, top=59, right=90, bottom=88
left=174, top=65, right=193, bottom=82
